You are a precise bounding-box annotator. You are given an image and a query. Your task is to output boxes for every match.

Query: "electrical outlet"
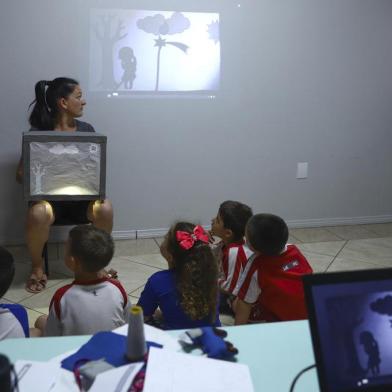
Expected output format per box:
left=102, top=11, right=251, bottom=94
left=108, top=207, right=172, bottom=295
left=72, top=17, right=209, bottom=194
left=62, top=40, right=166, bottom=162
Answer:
left=296, top=162, right=308, bottom=179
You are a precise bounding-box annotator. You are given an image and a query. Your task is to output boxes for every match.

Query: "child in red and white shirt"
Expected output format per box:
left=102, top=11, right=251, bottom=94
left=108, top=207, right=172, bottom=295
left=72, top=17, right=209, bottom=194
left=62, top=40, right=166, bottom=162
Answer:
left=210, top=201, right=253, bottom=314
left=35, top=225, right=129, bottom=336
left=233, top=214, right=313, bottom=324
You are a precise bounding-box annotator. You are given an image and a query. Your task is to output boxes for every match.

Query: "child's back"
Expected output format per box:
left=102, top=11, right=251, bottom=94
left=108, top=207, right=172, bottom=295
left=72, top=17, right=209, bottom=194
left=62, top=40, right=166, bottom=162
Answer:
left=0, top=304, right=29, bottom=339
left=138, top=223, right=220, bottom=330
left=0, top=247, right=29, bottom=340
left=139, top=269, right=220, bottom=330
left=234, top=214, right=313, bottom=324
left=46, top=277, right=128, bottom=336
left=40, top=225, right=128, bottom=336
left=236, top=244, right=312, bottom=321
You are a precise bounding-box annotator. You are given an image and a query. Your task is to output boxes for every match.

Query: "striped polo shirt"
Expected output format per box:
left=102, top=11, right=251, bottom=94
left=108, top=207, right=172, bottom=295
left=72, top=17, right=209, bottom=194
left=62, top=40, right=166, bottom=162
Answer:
left=219, top=241, right=253, bottom=294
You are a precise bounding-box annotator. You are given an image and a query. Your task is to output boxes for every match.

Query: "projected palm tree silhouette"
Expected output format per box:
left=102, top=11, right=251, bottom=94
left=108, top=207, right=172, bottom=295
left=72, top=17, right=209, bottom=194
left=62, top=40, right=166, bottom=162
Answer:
left=137, top=12, right=190, bottom=91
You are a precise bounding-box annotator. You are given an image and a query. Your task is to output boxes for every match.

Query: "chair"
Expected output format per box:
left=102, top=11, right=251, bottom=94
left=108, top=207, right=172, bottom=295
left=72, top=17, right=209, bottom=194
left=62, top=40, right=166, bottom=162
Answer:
left=41, top=212, right=90, bottom=276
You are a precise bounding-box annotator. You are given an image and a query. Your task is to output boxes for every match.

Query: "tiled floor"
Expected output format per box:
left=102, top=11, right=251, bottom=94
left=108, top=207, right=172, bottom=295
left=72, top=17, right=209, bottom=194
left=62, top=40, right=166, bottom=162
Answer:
left=3, top=223, right=392, bottom=328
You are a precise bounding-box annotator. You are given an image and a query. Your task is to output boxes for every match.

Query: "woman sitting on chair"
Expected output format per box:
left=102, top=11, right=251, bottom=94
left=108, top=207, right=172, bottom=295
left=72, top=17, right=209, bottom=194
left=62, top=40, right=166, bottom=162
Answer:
left=16, top=77, right=114, bottom=293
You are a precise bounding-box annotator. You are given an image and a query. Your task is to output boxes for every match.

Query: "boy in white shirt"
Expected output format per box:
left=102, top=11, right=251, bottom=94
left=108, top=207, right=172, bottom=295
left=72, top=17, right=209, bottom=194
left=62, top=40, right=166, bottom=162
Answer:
left=35, top=225, right=129, bottom=336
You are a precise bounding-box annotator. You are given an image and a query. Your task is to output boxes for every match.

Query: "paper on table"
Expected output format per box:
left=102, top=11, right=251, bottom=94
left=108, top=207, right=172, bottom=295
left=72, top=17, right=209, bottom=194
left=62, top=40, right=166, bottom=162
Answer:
left=113, top=323, right=181, bottom=351
left=143, top=347, right=254, bottom=392
left=14, top=360, right=60, bottom=392
left=89, top=362, right=144, bottom=392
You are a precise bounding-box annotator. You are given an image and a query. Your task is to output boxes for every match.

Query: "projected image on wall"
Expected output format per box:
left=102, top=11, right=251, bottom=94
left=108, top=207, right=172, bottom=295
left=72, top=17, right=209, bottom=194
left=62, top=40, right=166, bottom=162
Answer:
left=90, top=9, right=220, bottom=94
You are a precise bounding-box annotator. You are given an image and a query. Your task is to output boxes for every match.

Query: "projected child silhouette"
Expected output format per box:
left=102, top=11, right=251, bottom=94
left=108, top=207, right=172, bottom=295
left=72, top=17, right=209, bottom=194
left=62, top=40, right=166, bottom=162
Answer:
left=359, top=331, right=381, bottom=376
left=137, top=12, right=190, bottom=91
left=117, top=47, right=137, bottom=90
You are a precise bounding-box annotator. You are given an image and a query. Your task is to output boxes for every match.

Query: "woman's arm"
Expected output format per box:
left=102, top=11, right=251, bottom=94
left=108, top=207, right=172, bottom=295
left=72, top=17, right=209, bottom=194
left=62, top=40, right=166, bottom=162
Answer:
left=16, top=155, right=23, bottom=184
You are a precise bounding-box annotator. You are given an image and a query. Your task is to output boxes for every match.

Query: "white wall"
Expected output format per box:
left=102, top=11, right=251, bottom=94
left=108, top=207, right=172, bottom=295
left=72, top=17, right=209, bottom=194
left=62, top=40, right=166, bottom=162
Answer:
left=1, top=0, right=392, bottom=243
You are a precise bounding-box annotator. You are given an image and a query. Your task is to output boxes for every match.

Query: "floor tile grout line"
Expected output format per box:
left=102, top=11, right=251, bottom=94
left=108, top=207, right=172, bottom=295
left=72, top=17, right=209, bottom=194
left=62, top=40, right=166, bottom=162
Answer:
left=322, top=227, right=345, bottom=241
left=359, top=224, right=392, bottom=237
left=128, top=284, right=145, bottom=296
left=115, top=256, right=164, bottom=271
left=23, top=304, right=46, bottom=316
left=325, top=240, right=348, bottom=272
left=17, top=277, right=73, bottom=305
left=288, top=232, right=302, bottom=243
left=153, top=238, right=161, bottom=248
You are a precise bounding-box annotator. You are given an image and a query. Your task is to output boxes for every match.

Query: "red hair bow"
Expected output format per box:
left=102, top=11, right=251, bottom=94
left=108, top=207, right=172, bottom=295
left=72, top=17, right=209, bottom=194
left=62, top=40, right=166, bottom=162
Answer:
left=176, top=225, right=209, bottom=250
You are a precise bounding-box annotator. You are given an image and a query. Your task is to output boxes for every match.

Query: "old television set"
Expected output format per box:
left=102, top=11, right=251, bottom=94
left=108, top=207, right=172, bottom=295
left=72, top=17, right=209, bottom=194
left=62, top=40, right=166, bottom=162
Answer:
left=22, top=131, right=107, bottom=201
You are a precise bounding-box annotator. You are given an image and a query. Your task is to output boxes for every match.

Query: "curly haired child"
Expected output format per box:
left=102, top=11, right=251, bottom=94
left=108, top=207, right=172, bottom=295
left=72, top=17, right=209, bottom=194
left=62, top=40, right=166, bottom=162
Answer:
left=138, top=222, right=221, bottom=330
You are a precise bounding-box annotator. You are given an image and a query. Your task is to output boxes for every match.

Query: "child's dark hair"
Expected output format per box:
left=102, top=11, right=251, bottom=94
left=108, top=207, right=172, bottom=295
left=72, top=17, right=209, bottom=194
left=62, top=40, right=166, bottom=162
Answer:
left=68, top=225, right=114, bottom=273
left=0, top=247, right=15, bottom=298
left=218, top=200, right=253, bottom=241
left=166, top=222, right=218, bottom=321
left=246, top=214, right=289, bottom=256
left=29, top=77, right=79, bottom=130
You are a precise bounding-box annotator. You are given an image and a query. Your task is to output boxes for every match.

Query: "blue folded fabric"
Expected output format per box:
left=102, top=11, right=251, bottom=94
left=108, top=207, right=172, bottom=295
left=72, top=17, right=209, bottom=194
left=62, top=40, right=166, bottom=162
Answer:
left=61, top=331, right=161, bottom=371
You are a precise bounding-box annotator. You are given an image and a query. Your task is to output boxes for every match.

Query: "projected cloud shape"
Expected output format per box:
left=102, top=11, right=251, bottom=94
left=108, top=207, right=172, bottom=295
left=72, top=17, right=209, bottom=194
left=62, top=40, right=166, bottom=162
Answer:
left=370, top=295, right=392, bottom=316
left=49, top=144, right=79, bottom=155
left=207, top=20, right=220, bottom=44
left=137, top=12, right=190, bottom=35
left=137, top=12, right=190, bottom=91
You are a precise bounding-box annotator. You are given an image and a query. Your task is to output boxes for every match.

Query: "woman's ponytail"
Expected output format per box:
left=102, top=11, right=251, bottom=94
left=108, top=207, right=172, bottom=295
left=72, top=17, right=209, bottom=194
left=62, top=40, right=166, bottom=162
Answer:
left=29, top=80, right=54, bottom=130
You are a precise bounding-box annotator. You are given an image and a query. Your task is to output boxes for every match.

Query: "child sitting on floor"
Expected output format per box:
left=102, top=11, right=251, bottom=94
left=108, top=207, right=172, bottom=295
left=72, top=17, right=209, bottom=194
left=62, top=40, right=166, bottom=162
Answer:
left=138, top=222, right=221, bottom=330
left=210, top=200, right=253, bottom=314
left=0, top=247, right=30, bottom=340
left=233, top=214, right=313, bottom=324
left=35, top=225, right=129, bottom=336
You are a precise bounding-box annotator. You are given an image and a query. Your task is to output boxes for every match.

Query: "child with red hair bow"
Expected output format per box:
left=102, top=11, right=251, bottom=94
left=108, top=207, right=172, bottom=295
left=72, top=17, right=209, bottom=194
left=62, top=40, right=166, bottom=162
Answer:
left=137, top=222, right=221, bottom=330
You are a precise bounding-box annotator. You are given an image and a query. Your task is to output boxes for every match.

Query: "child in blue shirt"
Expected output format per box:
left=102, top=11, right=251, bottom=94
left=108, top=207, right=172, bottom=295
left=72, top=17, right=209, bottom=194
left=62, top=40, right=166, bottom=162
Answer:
left=138, top=222, right=221, bottom=330
left=0, top=247, right=30, bottom=340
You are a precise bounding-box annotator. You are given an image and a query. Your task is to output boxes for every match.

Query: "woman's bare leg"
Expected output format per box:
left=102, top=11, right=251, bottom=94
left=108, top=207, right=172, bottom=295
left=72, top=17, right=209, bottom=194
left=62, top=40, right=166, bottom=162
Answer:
left=88, top=199, right=115, bottom=278
left=87, top=199, right=113, bottom=234
left=25, top=201, right=54, bottom=292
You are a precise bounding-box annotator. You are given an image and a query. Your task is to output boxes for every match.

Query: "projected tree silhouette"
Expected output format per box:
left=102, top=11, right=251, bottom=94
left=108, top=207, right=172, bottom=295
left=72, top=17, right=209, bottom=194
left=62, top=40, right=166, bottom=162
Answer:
left=94, top=16, right=127, bottom=90
left=137, top=12, right=190, bottom=91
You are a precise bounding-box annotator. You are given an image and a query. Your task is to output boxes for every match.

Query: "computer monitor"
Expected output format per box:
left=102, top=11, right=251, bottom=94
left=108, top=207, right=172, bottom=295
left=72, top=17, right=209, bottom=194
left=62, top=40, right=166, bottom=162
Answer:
left=304, top=268, right=392, bottom=392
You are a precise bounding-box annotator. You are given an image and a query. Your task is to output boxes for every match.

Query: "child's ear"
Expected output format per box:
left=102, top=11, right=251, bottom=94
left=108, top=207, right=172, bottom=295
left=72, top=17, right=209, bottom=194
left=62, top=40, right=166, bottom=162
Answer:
left=223, top=228, right=234, bottom=241
left=66, top=255, right=78, bottom=271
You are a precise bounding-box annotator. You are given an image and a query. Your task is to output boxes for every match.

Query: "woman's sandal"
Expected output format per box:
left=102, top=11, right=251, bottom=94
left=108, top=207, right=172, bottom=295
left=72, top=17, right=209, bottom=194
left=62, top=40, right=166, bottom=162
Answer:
left=25, top=273, right=48, bottom=294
